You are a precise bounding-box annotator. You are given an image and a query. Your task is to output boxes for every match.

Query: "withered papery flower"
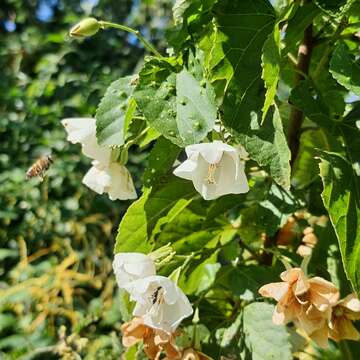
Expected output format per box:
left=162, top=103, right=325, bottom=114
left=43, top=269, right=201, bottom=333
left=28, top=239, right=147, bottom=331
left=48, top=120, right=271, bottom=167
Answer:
left=329, top=293, right=360, bottom=341
left=259, top=268, right=340, bottom=348
left=121, top=317, right=181, bottom=360
left=259, top=268, right=308, bottom=325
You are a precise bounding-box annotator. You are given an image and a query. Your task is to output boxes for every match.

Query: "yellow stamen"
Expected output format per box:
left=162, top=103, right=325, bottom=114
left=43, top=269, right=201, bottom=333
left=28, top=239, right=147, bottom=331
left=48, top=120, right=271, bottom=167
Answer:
left=206, top=163, right=218, bottom=184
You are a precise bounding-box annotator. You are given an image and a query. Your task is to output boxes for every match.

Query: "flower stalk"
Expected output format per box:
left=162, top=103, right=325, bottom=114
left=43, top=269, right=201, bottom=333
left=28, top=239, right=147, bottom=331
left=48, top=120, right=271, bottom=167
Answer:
left=98, top=21, right=161, bottom=57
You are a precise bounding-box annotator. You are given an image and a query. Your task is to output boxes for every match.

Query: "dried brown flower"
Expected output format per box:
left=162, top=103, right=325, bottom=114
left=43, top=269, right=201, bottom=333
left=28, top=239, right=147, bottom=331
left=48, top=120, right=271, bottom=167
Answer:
left=329, top=293, right=360, bottom=341
left=259, top=268, right=339, bottom=348
left=121, top=317, right=181, bottom=359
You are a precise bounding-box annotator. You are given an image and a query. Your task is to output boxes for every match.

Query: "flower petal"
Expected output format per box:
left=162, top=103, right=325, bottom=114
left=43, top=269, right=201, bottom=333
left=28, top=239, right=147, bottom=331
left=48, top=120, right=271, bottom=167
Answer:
left=309, top=327, right=329, bottom=349
left=280, top=268, right=305, bottom=284
left=296, top=304, right=328, bottom=336
left=107, top=163, right=137, bottom=200
left=339, top=293, right=360, bottom=319
left=61, top=117, right=96, bottom=144
left=82, top=164, right=111, bottom=194
left=121, top=317, right=148, bottom=347
left=330, top=316, right=360, bottom=341
left=258, top=282, right=289, bottom=302
left=185, top=141, right=234, bottom=164
left=174, top=142, right=249, bottom=201
left=113, top=252, right=156, bottom=288
left=124, top=275, right=193, bottom=333
left=308, top=277, right=339, bottom=311
left=62, top=117, right=111, bottom=164
left=173, top=155, right=199, bottom=181
left=272, top=303, right=287, bottom=325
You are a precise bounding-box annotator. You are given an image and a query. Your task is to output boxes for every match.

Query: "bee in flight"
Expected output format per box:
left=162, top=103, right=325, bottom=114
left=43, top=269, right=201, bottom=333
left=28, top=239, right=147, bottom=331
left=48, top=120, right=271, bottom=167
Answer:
left=26, top=155, right=53, bottom=181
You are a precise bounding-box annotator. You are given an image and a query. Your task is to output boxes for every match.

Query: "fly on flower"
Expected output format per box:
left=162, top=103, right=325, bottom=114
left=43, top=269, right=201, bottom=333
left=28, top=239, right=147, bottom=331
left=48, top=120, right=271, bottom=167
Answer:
left=151, top=286, right=163, bottom=305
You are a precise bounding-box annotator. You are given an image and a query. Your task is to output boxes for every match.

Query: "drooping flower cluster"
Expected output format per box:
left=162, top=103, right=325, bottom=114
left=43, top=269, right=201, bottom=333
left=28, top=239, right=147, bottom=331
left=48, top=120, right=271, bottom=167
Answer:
left=112, top=252, right=194, bottom=359
left=259, top=267, right=360, bottom=348
left=62, top=118, right=137, bottom=200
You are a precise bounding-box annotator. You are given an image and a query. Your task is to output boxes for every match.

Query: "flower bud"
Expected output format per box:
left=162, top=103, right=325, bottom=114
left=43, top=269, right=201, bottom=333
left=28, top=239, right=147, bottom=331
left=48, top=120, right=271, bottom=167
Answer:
left=69, top=18, right=100, bottom=38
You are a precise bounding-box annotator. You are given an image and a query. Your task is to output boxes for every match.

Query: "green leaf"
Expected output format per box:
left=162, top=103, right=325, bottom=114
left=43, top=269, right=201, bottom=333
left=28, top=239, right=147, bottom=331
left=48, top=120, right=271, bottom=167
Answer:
left=122, top=345, right=137, bottom=360
left=237, top=181, right=302, bottom=246
left=180, top=251, right=220, bottom=295
left=342, top=103, right=360, bottom=166
left=0, top=249, right=18, bottom=261
left=155, top=195, right=244, bottom=253
left=289, top=80, right=333, bottom=128
left=0, top=314, right=16, bottom=332
left=143, top=137, right=181, bottom=187
left=234, top=107, right=291, bottom=189
left=202, top=0, right=275, bottom=122
left=134, top=56, right=216, bottom=147
left=138, top=127, right=161, bottom=149
left=219, top=265, right=281, bottom=301
left=319, top=152, right=360, bottom=295
left=172, top=0, right=192, bottom=25
left=261, top=3, right=294, bottom=122
left=156, top=207, right=224, bottom=253
left=293, top=129, right=330, bottom=188
left=284, top=3, right=319, bottom=50
left=96, top=76, right=136, bottom=146
left=133, top=58, right=180, bottom=145
left=315, top=0, right=357, bottom=16
left=215, top=313, right=242, bottom=348
left=201, top=2, right=290, bottom=188
left=115, top=177, right=196, bottom=253
left=243, top=302, right=292, bottom=360
left=261, top=26, right=281, bottom=122
left=330, top=43, right=360, bottom=97
left=175, top=67, right=217, bottom=144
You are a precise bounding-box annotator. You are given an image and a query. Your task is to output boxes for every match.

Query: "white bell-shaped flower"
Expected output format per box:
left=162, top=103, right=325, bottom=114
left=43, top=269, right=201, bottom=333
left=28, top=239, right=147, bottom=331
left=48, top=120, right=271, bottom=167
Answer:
left=112, top=253, right=156, bottom=288
left=82, top=160, right=137, bottom=200
left=173, top=141, right=249, bottom=200
left=62, top=117, right=137, bottom=201
left=124, top=275, right=193, bottom=333
left=61, top=117, right=111, bottom=164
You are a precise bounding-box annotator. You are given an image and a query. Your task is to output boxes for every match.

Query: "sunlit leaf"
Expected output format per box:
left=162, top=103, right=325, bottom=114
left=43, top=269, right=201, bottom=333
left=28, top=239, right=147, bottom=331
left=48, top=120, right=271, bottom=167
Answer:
left=243, top=302, right=292, bottom=360
left=330, top=43, right=360, bottom=97
left=96, top=76, right=136, bottom=146
left=319, top=151, right=360, bottom=295
left=115, top=177, right=197, bottom=253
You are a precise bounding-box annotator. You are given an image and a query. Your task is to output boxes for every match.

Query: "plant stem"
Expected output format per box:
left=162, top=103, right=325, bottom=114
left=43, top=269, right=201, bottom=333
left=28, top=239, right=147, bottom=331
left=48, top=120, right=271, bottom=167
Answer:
left=99, top=21, right=161, bottom=57
left=287, top=24, right=314, bottom=169
left=125, top=126, right=150, bottom=150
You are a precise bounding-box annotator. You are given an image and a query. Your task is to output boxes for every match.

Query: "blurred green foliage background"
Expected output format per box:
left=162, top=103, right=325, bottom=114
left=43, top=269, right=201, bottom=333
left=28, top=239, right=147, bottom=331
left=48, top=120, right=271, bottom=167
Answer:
left=0, top=0, right=171, bottom=357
